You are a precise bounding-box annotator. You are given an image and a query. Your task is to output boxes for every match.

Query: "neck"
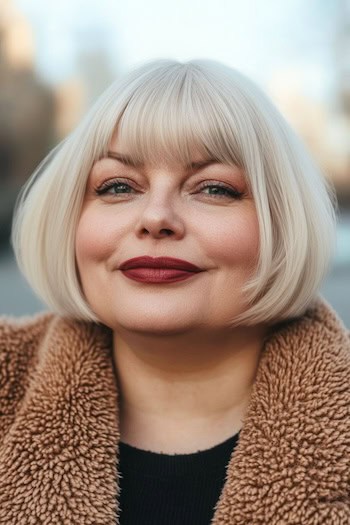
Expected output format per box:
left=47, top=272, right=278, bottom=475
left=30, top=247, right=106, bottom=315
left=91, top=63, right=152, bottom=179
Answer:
left=112, top=325, right=267, bottom=453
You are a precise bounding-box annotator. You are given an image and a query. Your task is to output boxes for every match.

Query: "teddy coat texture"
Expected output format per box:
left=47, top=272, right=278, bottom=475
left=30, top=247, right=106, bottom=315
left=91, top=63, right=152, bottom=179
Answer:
left=0, top=296, right=349, bottom=524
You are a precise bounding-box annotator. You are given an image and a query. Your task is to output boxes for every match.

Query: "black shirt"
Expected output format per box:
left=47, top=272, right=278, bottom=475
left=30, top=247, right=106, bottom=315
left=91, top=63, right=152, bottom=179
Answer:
left=118, top=432, right=240, bottom=525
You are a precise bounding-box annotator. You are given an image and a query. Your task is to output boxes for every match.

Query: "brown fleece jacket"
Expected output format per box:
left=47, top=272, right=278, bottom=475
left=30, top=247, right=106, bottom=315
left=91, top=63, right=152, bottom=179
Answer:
left=0, top=296, right=349, bottom=524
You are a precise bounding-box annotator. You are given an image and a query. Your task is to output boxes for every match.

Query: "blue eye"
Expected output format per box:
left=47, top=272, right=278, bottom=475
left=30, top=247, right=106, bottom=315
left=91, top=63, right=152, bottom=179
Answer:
left=199, top=183, right=243, bottom=199
left=95, top=181, right=134, bottom=195
left=95, top=180, right=244, bottom=200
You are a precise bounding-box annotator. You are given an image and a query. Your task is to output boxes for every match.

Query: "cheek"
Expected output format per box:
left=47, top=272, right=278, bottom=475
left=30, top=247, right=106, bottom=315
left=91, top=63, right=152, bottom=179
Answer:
left=75, top=208, right=118, bottom=268
left=200, top=209, right=260, bottom=269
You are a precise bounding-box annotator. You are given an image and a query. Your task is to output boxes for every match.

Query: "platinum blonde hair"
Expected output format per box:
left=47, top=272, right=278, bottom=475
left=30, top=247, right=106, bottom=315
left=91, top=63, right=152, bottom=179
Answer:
left=11, top=58, right=337, bottom=326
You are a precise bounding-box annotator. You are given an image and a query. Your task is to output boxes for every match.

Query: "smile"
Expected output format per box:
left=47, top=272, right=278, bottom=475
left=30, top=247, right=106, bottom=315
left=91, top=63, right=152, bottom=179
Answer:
left=120, top=268, right=202, bottom=283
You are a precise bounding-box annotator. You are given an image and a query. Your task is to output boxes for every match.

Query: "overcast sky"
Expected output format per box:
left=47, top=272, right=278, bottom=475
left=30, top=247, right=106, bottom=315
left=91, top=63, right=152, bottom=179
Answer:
left=13, top=0, right=340, bottom=101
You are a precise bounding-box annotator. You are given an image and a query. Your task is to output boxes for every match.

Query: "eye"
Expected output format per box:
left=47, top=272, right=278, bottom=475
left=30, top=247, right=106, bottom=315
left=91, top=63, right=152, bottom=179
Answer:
left=198, top=182, right=244, bottom=199
left=95, top=179, right=136, bottom=196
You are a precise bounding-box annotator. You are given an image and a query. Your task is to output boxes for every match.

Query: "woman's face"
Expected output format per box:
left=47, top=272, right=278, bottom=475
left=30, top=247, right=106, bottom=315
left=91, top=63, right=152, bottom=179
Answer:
left=75, top=134, right=260, bottom=333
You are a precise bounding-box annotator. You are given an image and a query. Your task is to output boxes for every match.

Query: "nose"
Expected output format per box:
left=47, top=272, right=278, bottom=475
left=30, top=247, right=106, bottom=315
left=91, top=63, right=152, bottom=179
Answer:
left=134, top=186, right=185, bottom=240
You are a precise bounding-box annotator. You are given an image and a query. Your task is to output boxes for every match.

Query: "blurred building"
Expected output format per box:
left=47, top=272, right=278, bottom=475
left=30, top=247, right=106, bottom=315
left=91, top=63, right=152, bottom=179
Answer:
left=333, top=0, right=350, bottom=206
left=0, top=0, right=56, bottom=243
left=335, top=0, right=350, bottom=116
left=268, top=65, right=350, bottom=208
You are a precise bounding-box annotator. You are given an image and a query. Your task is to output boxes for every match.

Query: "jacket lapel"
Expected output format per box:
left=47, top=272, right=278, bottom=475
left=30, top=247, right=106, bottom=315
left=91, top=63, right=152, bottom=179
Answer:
left=211, top=298, right=350, bottom=524
left=0, top=316, right=121, bottom=524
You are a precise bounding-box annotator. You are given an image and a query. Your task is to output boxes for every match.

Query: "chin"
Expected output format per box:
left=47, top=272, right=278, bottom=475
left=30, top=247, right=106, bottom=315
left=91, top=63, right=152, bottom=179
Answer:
left=123, top=320, right=195, bottom=336
left=105, top=311, right=199, bottom=336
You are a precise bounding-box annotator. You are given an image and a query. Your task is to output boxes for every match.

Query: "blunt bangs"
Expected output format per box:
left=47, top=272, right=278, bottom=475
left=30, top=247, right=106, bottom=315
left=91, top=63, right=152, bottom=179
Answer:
left=112, top=62, right=245, bottom=170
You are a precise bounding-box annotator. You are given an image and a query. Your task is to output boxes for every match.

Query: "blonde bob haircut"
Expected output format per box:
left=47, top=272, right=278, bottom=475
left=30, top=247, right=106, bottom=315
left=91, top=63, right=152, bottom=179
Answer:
left=11, top=58, right=337, bottom=326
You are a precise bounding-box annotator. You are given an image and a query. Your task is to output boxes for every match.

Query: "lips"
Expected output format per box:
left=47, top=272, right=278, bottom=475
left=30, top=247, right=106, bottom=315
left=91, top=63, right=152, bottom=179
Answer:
left=119, top=256, right=203, bottom=284
left=119, top=256, right=202, bottom=272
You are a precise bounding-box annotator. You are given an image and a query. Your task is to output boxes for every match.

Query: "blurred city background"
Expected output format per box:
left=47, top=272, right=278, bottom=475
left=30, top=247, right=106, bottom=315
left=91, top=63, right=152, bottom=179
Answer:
left=0, top=0, right=349, bottom=326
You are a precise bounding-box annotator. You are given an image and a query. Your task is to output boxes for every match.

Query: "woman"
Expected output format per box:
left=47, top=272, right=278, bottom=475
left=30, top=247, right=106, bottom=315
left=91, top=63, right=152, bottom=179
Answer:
left=0, top=59, right=349, bottom=524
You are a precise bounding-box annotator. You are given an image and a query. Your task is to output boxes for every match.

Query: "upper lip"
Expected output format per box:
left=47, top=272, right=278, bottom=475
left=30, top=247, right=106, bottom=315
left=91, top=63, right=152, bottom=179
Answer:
left=119, top=256, right=203, bottom=272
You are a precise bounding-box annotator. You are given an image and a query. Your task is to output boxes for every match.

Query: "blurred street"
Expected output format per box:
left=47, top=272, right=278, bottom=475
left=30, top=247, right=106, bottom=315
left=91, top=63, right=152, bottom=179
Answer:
left=0, top=213, right=349, bottom=327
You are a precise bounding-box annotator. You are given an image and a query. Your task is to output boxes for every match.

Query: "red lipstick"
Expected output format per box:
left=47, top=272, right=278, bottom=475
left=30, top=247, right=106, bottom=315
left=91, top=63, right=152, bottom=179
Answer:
left=119, top=256, right=203, bottom=283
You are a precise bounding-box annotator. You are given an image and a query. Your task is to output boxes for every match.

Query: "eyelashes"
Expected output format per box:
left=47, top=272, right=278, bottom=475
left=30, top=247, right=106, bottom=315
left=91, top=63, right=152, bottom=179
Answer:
left=94, top=178, right=244, bottom=200
left=95, top=181, right=132, bottom=196
left=200, top=182, right=244, bottom=199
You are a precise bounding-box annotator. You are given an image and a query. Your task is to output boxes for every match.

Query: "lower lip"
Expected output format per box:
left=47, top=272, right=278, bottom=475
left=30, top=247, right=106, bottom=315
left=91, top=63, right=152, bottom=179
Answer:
left=120, top=268, right=201, bottom=283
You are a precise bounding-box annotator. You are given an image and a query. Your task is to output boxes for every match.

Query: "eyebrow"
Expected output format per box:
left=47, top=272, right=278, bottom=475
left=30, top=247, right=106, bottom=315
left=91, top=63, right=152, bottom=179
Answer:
left=106, top=151, right=218, bottom=171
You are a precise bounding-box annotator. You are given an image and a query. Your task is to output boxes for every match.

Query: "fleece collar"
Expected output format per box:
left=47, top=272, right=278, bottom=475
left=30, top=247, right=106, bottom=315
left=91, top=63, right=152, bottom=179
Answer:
left=0, top=297, right=349, bottom=524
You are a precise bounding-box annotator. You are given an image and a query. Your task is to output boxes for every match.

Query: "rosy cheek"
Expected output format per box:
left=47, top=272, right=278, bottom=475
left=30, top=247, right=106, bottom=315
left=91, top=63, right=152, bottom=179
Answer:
left=239, top=216, right=259, bottom=250
left=75, top=209, right=112, bottom=264
left=212, top=213, right=259, bottom=266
